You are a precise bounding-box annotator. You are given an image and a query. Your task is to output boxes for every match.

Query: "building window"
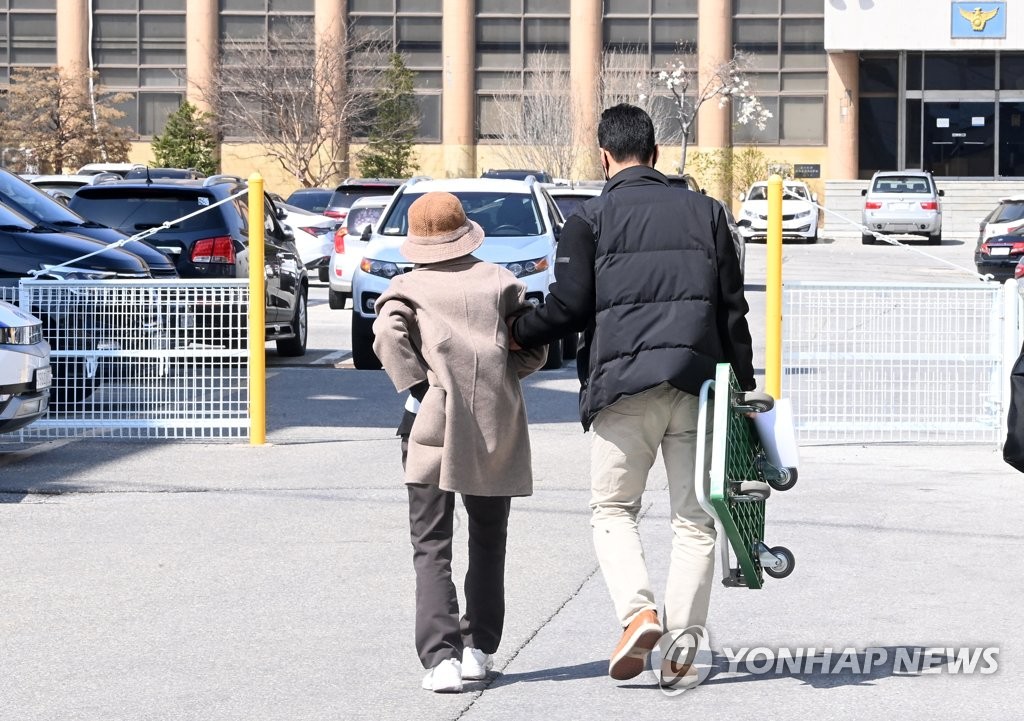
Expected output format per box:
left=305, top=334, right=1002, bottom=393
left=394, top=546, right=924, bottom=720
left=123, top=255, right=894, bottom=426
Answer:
left=476, top=1, right=569, bottom=141
left=348, top=0, right=442, bottom=142
left=94, top=0, right=186, bottom=137
left=600, top=1, right=698, bottom=145
left=733, top=0, right=826, bottom=145
left=0, top=1, right=57, bottom=86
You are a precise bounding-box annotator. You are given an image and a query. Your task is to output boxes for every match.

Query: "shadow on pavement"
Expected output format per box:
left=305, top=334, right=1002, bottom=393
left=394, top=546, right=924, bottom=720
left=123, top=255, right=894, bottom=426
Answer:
left=488, top=659, right=608, bottom=686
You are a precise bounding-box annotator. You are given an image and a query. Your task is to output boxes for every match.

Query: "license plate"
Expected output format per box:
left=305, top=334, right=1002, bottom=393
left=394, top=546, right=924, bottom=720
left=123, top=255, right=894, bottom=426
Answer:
left=888, top=202, right=909, bottom=210
left=35, top=366, right=52, bottom=390
left=991, top=247, right=1011, bottom=256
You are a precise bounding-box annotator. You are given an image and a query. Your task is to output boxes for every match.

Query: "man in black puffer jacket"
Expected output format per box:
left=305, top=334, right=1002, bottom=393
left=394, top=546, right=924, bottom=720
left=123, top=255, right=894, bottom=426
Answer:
left=511, top=104, right=755, bottom=685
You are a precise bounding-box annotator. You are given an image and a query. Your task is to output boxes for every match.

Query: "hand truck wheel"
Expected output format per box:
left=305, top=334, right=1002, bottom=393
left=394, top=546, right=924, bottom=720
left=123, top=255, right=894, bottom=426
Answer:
left=733, top=391, right=774, bottom=414
left=763, top=546, right=795, bottom=579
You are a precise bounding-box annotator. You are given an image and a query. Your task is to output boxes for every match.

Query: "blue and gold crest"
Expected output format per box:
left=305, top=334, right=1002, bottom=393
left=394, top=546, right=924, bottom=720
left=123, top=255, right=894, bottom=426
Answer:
left=951, top=2, right=1006, bottom=38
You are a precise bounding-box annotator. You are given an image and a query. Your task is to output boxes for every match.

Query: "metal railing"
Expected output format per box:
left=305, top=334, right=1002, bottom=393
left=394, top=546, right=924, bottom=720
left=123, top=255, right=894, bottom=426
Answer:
left=782, top=280, right=1019, bottom=444
left=5, top=278, right=249, bottom=440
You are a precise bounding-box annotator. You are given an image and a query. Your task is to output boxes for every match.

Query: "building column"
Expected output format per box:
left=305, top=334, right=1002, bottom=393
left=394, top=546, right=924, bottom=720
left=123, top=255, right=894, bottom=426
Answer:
left=186, top=0, right=218, bottom=112
left=570, top=0, right=602, bottom=179
left=316, top=0, right=348, bottom=178
left=56, top=0, right=88, bottom=90
left=696, top=0, right=732, bottom=160
left=442, top=0, right=475, bottom=178
left=827, top=51, right=859, bottom=180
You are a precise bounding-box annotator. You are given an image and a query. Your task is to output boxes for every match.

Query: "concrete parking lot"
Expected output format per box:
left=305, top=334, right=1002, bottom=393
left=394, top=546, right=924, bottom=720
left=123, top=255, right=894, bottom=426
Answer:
left=2, top=232, right=1020, bottom=721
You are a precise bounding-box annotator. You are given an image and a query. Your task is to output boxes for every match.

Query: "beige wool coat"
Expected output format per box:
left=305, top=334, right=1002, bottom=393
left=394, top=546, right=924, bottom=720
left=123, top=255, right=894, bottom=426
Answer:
left=372, top=257, right=547, bottom=497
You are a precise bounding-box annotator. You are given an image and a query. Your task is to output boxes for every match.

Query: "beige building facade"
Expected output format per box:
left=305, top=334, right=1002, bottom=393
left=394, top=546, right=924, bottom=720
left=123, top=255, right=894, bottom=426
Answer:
left=14, top=2, right=1017, bottom=197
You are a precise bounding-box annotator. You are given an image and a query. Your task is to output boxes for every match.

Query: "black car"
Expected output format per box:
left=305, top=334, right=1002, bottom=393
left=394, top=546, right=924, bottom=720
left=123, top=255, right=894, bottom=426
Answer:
left=0, top=201, right=156, bottom=405
left=123, top=167, right=207, bottom=180
left=975, top=228, right=1024, bottom=282
left=70, top=175, right=308, bottom=356
left=0, top=167, right=178, bottom=278
left=285, top=187, right=332, bottom=215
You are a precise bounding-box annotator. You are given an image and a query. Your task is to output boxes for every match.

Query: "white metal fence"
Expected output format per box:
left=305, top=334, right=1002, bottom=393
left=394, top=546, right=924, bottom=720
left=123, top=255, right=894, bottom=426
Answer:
left=782, top=280, right=1020, bottom=444
left=2, top=279, right=249, bottom=440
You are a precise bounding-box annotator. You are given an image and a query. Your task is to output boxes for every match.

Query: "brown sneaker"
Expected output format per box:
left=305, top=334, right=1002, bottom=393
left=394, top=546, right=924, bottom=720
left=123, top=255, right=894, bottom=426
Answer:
left=608, top=609, right=662, bottom=680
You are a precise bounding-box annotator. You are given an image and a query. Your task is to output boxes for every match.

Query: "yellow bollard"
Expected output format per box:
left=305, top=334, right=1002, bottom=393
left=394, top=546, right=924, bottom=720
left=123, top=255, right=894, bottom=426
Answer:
left=765, top=174, right=783, bottom=399
left=248, top=173, right=266, bottom=445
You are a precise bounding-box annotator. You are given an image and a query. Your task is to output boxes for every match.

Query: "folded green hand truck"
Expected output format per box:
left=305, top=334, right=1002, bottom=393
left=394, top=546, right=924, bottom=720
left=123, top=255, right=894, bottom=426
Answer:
left=695, top=363, right=796, bottom=589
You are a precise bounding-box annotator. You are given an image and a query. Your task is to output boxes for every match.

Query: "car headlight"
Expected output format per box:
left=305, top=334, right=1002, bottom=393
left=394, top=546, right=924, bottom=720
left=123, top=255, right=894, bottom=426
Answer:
left=359, top=258, right=402, bottom=278
left=38, top=264, right=117, bottom=280
left=742, top=209, right=756, bottom=219
left=503, top=257, right=549, bottom=278
left=795, top=210, right=812, bottom=219
left=0, top=322, right=43, bottom=345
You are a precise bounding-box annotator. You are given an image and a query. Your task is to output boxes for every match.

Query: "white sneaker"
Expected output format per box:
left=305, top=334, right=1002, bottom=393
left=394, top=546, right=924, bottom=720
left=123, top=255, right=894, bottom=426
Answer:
left=421, top=658, right=462, bottom=693
left=462, top=647, right=493, bottom=680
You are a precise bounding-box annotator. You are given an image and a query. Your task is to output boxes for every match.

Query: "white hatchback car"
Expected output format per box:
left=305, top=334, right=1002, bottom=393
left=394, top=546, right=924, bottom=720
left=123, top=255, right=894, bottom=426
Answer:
left=738, top=180, right=819, bottom=243
left=350, top=176, right=574, bottom=370
left=275, top=201, right=337, bottom=282
left=0, top=300, right=51, bottom=434
left=328, top=195, right=392, bottom=310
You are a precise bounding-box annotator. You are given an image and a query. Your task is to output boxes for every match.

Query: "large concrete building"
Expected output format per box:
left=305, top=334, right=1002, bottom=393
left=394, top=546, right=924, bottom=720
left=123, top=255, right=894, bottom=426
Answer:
left=0, top=0, right=1021, bottom=202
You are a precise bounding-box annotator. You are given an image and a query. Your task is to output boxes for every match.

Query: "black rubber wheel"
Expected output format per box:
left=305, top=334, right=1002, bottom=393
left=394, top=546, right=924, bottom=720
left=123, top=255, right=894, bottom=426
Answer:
left=542, top=335, right=563, bottom=370
left=764, top=546, right=795, bottom=579
left=328, top=289, right=348, bottom=310
left=928, top=231, right=942, bottom=245
left=861, top=233, right=875, bottom=245
left=767, top=466, right=798, bottom=492
left=351, top=312, right=382, bottom=370
left=318, top=266, right=329, bottom=283
left=49, top=358, right=98, bottom=410
left=561, top=332, right=578, bottom=362
left=276, top=289, right=308, bottom=357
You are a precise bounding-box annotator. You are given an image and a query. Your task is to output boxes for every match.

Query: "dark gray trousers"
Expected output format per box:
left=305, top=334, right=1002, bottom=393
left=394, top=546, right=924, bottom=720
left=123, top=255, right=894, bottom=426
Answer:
left=404, top=439, right=511, bottom=668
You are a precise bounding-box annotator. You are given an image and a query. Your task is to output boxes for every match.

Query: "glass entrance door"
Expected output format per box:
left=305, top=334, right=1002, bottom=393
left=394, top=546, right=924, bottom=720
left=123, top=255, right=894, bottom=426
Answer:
left=1000, top=102, right=1024, bottom=177
left=922, top=101, right=995, bottom=176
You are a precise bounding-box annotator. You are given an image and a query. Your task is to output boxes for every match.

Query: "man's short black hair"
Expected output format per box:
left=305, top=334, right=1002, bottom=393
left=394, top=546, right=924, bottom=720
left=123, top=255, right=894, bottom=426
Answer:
left=598, top=104, right=656, bottom=164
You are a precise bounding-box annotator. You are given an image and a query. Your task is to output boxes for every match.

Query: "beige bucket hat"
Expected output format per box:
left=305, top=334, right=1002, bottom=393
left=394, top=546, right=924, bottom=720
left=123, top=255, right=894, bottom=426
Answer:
left=400, top=191, right=485, bottom=264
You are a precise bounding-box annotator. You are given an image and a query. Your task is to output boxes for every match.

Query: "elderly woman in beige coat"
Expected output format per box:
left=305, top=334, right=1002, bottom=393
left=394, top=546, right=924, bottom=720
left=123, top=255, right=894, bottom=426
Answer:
left=372, top=191, right=546, bottom=694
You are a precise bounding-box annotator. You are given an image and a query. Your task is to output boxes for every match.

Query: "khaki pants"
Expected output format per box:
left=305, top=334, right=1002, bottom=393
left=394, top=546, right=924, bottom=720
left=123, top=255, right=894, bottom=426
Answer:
left=590, top=382, right=716, bottom=634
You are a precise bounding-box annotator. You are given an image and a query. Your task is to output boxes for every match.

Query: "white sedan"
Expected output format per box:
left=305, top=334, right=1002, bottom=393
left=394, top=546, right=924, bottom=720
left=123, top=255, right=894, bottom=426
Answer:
left=275, top=202, right=338, bottom=282
left=738, top=180, right=819, bottom=244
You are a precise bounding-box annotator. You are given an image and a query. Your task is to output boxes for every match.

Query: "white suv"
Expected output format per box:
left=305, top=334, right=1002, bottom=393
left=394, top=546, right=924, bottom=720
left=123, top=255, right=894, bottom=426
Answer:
left=350, top=177, right=574, bottom=370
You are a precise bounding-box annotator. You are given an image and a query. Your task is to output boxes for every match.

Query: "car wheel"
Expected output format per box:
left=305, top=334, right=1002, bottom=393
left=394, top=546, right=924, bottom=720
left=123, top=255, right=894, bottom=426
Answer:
left=276, top=288, right=308, bottom=357
left=928, top=231, right=942, bottom=245
left=807, top=230, right=818, bottom=244
left=318, top=266, right=329, bottom=283
left=50, top=358, right=98, bottom=410
left=561, top=332, right=578, bottom=362
left=351, top=312, right=382, bottom=370
left=328, top=289, right=348, bottom=310
left=542, top=336, right=563, bottom=370
left=861, top=233, right=875, bottom=245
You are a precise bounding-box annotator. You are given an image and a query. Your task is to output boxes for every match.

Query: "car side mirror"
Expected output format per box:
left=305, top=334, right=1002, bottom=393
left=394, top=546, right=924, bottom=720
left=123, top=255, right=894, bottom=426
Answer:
left=739, top=192, right=746, bottom=201
left=282, top=228, right=295, bottom=242
left=861, top=189, right=868, bottom=196
left=811, top=192, right=818, bottom=203
left=938, top=189, right=945, bottom=197
left=360, top=224, right=372, bottom=242
left=275, top=207, right=287, bottom=220
left=553, top=224, right=561, bottom=240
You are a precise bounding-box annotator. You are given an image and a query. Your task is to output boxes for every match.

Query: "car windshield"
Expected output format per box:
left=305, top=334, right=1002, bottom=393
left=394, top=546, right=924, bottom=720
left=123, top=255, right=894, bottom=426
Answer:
left=381, top=191, right=544, bottom=237
left=746, top=186, right=768, bottom=201
left=0, top=202, right=33, bottom=229
left=871, top=176, right=933, bottom=193
left=287, top=190, right=332, bottom=214
left=347, top=206, right=385, bottom=234
left=553, top=196, right=592, bottom=219
left=71, top=190, right=226, bottom=234
left=0, top=168, right=88, bottom=224
left=784, top=185, right=809, bottom=200
left=993, top=201, right=1024, bottom=224
left=330, top=186, right=398, bottom=208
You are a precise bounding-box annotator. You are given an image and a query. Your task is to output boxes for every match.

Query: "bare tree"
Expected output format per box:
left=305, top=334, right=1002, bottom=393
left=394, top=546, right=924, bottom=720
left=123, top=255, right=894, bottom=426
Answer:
left=0, top=67, right=132, bottom=174
left=489, top=52, right=580, bottom=181
left=640, top=52, right=772, bottom=173
left=203, top=20, right=389, bottom=187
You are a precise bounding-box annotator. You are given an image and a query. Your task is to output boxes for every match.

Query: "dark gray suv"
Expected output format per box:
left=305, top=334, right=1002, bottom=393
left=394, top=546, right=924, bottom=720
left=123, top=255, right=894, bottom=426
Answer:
left=70, top=175, right=308, bottom=356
